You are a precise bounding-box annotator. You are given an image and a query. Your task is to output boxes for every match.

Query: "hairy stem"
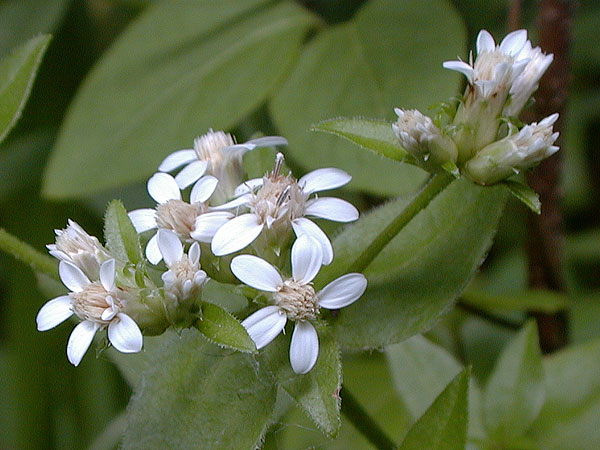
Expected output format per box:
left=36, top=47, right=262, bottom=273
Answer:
left=347, top=172, right=454, bottom=275
left=0, top=228, right=59, bottom=280
left=341, top=386, right=397, bottom=450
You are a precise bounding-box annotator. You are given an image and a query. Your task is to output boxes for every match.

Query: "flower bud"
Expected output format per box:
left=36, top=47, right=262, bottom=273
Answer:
left=393, top=108, right=458, bottom=171
left=464, top=114, right=559, bottom=185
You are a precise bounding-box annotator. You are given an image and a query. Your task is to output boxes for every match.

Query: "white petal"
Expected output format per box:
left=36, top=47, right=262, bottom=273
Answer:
left=476, top=29, right=496, bottom=54
left=67, top=320, right=99, bottom=366
left=500, top=29, right=528, bottom=56
left=188, top=242, right=201, bottom=265
left=291, top=235, right=323, bottom=284
left=305, top=197, right=359, bottom=222
left=291, top=218, right=333, bottom=265
left=128, top=209, right=157, bottom=233
left=158, top=149, right=197, bottom=172
left=209, top=193, right=252, bottom=211
left=108, top=313, right=143, bottom=353
left=190, top=175, right=218, bottom=203
left=99, top=259, right=116, bottom=291
left=241, top=306, right=287, bottom=349
left=36, top=295, right=73, bottom=331
left=145, top=233, right=162, bottom=265
left=231, top=255, right=282, bottom=291
left=299, top=168, right=352, bottom=194
left=233, top=178, right=264, bottom=197
left=59, top=261, right=90, bottom=293
left=190, top=211, right=233, bottom=243
left=175, top=160, right=208, bottom=189
left=157, top=229, right=183, bottom=266
left=442, top=60, right=474, bottom=81
left=290, top=321, right=319, bottom=374
left=318, top=273, right=367, bottom=309
left=211, top=214, right=264, bottom=255
left=147, top=173, right=181, bottom=204
left=244, top=136, right=288, bottom=148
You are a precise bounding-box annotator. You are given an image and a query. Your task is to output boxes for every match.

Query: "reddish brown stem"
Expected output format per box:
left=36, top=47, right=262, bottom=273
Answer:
left=522, top=0, right=575, bottom=353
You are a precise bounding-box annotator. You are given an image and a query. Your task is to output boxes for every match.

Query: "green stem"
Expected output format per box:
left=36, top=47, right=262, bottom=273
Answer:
left=348, top=172, right=454, bottom=274
left=341, top=386, right=397, bottom=450
left=0, top=228, right=59, bottom=280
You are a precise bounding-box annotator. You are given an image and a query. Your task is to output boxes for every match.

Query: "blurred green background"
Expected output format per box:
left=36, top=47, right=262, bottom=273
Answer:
left=1, top=0, right=599, bottom=449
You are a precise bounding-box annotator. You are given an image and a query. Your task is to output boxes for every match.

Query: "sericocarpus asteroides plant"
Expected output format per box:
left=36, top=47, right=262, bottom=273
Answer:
left=211, top=153, right=359, bottom=265
left=231, top=235, right=367, bottom=374
left=36, top=259, right=143, bottom=366
left=128, top=172, right=230, bottom=264
left=158, top=129, right=288, bottom=204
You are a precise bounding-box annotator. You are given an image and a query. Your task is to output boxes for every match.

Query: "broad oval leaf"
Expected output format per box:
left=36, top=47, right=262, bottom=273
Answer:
left=43, top=0, right=316, bottom=198
left=318, top=178, right=507, bottom=349
left=195, top=301, right=256, bottom=353
left=104, top=200, right=143, bottom=264
left=398, top=368, right=470, bottom=450
left=483, top=321, right=545, bottom=441
left=121, top=328, right=277, bottom=450
left=0, top=34, right=51, bottom=145
left=260, top=323, right=342, bottom=437
left=270, top=0, right=465, bottom=196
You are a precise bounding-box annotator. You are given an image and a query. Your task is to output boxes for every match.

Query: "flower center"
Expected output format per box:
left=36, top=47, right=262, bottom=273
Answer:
left=274, top=280, right=319, bottom=321
left=156, top=200, right=205, bottom=239
left=71, top=282, right=123, bottom=323
left=193, top=130, right=235, bottom=164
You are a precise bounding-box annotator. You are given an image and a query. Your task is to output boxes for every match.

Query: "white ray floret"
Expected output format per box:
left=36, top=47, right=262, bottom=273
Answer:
left=158, top=129, right=288, bottom=203
left=128, top=172, right=231, bottom=264
left=36, top=259, right=143, bottom=366
left=232, top=235, right=367, bottom=374
left=211, top=153, right=358, bottom=264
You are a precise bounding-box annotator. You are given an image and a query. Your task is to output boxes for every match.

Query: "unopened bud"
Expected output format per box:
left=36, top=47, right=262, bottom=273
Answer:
left=464, top=114, right=559, bottom=185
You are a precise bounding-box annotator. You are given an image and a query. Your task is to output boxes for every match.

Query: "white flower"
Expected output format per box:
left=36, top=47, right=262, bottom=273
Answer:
left=464, top=113, right=559, bottom=185
left=443, top=29, right=541, bottom=159
left=47, top=219, right=111, bottom=280
left=211, top=153, right=358, bottom=264
left=443, top=29, right=531, bottom=100
left=158, top=129, right=288, bottom=203
left=503, top=41, right=554, bottom=117
left=392, top=108, right=458, bottom=167
left=128, top=172, right=231, bottom=264
left=36, top=259, right=143, bottom=366
left=232, top=235, right=367, bottom=374
left=157, top=229, right=207, bottom=302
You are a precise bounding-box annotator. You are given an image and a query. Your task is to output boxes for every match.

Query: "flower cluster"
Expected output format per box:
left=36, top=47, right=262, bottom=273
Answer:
left=37, top=130, right=365, bottom=373
left=394, top=29, right=558, bottom=185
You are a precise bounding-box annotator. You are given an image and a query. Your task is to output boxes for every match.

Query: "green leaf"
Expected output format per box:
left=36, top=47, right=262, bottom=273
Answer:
left=462, top=288, right=571, bottom=313
left=318, top=178, right=507, bottom=349
left=0, top=34, right=51, bottom=144
left=195, top=301, right=256, bottom=353
left=502, top=180, right=541, bottom=214
left=270, top=0, right=465, bottom=196
left=104, top=200, right=143, bottom=264
left=386, top=335, right=485, bottom=440
left=398, top=368, right=470, bottom=450
left=121, top=328, right=277, bottom=450
left=528, top=338, right=600, bottom=450
left=484, top=321, right=545, bottom=441
left=0, top=0, right=68, bottom=57
left=43, top=0, right=317, bottom=198
left=261, top=324, right=342, bottom=437
left=312, top=117, right=412, bottom=163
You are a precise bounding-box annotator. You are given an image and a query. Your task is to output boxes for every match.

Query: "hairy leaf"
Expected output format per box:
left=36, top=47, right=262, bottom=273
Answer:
left=104, top=200, right=143, bottom=264
left=195, top=301, right=256, bottom=353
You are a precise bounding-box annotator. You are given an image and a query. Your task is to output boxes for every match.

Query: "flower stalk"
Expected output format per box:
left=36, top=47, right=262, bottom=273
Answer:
left=0, top=228, right=59, bottom=280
